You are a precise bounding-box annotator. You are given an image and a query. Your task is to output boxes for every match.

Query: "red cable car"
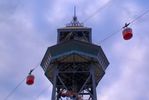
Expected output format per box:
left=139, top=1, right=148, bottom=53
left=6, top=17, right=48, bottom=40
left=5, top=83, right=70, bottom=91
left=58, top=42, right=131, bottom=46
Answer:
left=122, top=27, right=133, bottom=40
left=26, top=74, right=35, bottom=85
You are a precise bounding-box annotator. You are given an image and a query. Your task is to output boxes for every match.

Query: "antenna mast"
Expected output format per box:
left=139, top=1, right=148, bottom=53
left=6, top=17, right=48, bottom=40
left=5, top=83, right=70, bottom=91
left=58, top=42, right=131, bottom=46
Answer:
left=73, top=6, right=77, bottom=21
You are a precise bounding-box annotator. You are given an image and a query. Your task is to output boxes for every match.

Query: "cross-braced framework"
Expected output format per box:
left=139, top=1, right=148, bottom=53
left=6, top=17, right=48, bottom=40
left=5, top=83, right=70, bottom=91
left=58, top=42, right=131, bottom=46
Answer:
left=41, top=13, right=109, bottom=100
left=51, top=57, right=97, bottom=100
left=41, top=40, right=109, bottom=100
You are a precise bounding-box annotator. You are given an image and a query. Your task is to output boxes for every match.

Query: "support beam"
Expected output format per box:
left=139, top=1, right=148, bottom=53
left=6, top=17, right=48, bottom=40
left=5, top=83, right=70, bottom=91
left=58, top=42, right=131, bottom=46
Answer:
left=51, top=68, right=58, bottom=100
left=90, top=66, right=97, bottom=100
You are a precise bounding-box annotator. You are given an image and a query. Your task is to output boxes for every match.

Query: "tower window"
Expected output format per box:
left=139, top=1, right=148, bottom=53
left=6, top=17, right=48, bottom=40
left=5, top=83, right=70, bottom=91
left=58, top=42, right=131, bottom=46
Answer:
left=58, top=31, right=90, bottom=43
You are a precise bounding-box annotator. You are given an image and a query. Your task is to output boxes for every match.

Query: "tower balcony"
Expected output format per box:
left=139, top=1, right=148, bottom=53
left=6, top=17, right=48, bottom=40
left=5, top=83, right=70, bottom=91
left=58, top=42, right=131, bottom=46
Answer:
left=41, top=40, right=109, bottom=85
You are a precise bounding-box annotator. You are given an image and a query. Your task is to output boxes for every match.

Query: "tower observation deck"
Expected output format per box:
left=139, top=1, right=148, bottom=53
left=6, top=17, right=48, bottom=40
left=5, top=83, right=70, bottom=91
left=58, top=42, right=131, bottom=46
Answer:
left=41, top=13, right=109, bottom=100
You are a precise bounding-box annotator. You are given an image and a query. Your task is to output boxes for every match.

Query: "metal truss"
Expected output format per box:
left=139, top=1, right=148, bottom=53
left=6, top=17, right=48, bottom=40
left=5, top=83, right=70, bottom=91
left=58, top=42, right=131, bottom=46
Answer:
left=51, top=62, right=97, bottom=100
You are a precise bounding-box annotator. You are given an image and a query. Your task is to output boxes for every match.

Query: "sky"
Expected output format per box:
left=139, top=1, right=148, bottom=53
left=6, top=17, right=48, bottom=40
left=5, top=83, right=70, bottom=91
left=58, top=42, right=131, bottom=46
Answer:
left=0, top=0, right=149, bottom=100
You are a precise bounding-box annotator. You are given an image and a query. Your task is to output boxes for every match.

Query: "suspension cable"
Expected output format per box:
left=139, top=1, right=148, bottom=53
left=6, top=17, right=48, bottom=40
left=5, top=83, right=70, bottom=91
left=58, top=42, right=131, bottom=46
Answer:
left=3, top=5, right=149, bottom=100
left=35, top=86, right=50, bottom=100
left=4, top=78, right=26, bottom=100
left=99, top=9, right=149, bottom=44
left=3, top=63, right=40, bottom=100
left=129, top=9, right=149, bottom=24
left=82, top=1, right=112, bottom=23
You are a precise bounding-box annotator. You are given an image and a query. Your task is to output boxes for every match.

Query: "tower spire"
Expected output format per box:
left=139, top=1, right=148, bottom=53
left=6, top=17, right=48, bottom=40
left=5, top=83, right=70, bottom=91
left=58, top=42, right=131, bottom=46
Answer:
left=66, top=6, right=84, bottom=27
left=73, top=6, right=77, bottom=21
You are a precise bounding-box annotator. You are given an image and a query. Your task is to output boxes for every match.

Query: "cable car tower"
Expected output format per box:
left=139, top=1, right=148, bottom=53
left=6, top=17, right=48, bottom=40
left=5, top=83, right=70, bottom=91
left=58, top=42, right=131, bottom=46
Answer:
left=41, top=9, right=109, bottom=100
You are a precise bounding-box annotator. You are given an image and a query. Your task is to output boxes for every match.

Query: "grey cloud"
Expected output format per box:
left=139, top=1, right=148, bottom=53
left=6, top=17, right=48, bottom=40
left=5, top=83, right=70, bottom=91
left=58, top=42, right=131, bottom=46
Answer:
left=1, top=0, right=149, bottom=100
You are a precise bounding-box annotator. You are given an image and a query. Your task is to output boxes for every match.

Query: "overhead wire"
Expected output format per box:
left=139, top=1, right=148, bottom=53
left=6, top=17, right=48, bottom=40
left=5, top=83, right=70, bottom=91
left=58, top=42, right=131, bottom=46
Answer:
left=35, top=86, right=50, bottom=100
left=99, top=9, right=149, bottom=44
left=31, top=2, right=112, bottom=96
left=33, top=8, right=149, bottom=100
left=3, top=0, right=41, bottom=94
left=32, top=8, right=149, bottom=100
left=29, top=62, right=41, bottom=74
left=79, top=0, right=149, bottom=44
left=3, top=0, right=46, bottom=99
left=129, top=9, right=149, bottom=24
left=4, top=78, right=26, bottom=100
left=3, top=63, right=40, bottom=100
left=32, top=7, right=149, bottom=100
left=4, top=2, right=149, bottom=100
left=82, top=1, right=112, bottom=23
left=99, top=28, right=122, bottom=44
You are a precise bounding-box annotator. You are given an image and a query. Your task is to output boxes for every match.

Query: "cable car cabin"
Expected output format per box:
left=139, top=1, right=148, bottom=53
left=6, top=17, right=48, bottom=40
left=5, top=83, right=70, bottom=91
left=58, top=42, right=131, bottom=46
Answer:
left=122, top=27, right=133, bottom=40
left=26, top=74, right=35, bottom=85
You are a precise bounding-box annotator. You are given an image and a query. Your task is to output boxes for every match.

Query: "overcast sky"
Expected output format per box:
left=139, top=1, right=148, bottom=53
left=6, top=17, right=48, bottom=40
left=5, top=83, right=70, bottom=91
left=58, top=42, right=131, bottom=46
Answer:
left=0, top=0, right=149, bottom=100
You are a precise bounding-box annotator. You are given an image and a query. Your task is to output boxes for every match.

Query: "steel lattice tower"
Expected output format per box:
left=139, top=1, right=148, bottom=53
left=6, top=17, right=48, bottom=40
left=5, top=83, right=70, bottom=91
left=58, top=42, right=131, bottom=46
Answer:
left=41, top=13, right=109, bottom=100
